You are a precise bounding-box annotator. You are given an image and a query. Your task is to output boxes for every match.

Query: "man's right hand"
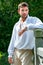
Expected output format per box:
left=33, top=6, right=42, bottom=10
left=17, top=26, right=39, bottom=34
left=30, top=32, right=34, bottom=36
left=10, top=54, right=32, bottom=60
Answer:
left=8, top=57, right=13, bottom=64
left=18, top=27, right=27, bottom=36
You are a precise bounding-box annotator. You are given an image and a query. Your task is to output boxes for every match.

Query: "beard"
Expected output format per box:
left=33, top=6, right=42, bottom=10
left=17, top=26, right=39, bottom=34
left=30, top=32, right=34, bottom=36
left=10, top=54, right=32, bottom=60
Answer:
left=21, top=15, right=28, bottom=19
left=20, top=15, right=28, bottom=22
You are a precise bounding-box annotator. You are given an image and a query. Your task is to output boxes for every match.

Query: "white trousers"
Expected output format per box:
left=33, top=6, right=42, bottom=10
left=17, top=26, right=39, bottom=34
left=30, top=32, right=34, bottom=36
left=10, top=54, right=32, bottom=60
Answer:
left=11, top=49, right=34, bottom=65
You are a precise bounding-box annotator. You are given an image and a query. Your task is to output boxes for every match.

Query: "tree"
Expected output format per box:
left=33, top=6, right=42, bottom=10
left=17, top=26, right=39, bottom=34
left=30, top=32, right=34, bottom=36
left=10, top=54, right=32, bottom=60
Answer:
left=0, top=0, right=43, bottom=52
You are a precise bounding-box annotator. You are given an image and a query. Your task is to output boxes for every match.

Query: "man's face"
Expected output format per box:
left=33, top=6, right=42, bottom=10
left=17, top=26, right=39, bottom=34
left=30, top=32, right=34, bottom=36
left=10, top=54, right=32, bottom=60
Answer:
left=18, top=6, right=29, bottom=18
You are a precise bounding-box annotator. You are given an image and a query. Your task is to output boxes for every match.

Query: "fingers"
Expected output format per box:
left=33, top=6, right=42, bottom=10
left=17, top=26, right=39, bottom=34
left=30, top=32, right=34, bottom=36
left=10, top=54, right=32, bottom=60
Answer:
left=8, top=57, right=13, bottom=64
left=18, top=27, right=27, bottom=36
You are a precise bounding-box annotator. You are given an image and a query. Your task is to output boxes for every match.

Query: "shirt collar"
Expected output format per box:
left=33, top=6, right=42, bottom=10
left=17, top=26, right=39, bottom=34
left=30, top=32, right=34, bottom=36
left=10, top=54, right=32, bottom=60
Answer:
left=19, top=15, right=30, bottom=24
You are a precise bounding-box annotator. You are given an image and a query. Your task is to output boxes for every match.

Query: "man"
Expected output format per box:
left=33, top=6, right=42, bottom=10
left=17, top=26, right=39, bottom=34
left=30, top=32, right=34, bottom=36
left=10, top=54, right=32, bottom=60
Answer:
left=8, top=2, right=43, bottom=65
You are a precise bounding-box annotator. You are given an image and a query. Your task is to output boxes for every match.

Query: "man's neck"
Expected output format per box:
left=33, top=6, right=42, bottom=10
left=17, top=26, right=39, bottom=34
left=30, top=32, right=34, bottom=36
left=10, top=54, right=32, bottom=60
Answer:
left=21, top=16, right=27, bottom=22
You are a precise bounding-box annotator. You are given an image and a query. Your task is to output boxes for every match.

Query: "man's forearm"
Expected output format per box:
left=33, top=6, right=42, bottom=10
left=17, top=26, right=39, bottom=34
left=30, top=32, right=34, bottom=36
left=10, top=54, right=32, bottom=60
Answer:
left=27, top=23, right=43, bottom=30
left=18, top=27, right=27, bottom=36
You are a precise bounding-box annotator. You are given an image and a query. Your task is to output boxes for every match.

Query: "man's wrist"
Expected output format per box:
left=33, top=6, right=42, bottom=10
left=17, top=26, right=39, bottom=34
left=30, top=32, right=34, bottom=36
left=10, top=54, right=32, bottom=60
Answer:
left=24, top=27, right=27, bottom=31
left=8, top=55, right=12, bottom=58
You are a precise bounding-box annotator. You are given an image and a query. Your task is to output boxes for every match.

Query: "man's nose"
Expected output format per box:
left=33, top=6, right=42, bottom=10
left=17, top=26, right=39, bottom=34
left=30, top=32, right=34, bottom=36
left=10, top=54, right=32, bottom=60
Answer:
left=24, top=11, right=26, bottom=13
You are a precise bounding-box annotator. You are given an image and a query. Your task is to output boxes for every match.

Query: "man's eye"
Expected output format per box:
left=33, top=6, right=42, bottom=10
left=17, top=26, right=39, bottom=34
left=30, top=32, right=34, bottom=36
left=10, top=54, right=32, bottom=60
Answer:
left=22, top=10, right=24, bottom=11
left=25, top=9, right=28, bottom=11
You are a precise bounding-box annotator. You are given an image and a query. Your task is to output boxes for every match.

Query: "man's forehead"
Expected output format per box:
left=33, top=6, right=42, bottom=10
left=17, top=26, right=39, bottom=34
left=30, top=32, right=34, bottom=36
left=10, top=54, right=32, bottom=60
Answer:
left=20, top=6, right=28, bottom=9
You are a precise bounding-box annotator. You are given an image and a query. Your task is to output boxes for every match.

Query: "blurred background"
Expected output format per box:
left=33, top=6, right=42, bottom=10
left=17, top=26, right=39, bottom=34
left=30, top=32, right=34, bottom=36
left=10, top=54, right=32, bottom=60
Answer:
left=0, top=0, right=43, bottom=65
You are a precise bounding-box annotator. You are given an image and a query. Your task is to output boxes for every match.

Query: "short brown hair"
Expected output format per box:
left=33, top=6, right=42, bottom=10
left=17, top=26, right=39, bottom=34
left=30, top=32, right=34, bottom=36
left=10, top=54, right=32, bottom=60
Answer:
left=18, top=2, right=29, bottom=9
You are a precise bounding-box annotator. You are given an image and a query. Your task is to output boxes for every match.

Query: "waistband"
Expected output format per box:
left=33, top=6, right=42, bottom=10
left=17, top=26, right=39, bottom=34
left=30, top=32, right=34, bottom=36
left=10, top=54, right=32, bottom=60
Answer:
left=15, top=48, right=33, bottom=52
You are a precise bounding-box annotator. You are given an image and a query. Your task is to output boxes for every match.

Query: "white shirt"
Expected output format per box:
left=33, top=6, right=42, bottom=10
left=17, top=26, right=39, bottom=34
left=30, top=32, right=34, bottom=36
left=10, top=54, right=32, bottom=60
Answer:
left=8, top=15, right=43, bottom=57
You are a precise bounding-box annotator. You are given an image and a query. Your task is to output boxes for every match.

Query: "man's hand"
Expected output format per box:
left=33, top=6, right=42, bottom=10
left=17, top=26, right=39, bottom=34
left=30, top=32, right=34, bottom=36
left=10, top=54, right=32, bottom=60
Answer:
left=18, top=27, right=27, bottom=36
left=8, top=57, right=13, bottom=64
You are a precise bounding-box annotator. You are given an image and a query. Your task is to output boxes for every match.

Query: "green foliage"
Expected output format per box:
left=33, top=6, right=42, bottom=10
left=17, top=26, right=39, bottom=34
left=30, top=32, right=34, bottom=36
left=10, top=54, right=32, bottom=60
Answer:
left=0, top=52, right=9, bottom=65
left=0, top=0, right=43, bottom=52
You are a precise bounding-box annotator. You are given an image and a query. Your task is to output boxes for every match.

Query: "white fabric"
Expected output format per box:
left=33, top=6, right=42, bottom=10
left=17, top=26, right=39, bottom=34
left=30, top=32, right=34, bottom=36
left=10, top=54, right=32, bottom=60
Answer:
left=8, top=15, right=43, bottom=57
left=11, top=49, right=33, bottom=65
left=37, top=47, right=43, bottom=57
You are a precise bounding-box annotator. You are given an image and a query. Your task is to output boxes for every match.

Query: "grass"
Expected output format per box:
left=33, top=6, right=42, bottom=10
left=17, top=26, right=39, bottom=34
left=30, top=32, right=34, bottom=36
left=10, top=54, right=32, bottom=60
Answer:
left=0, top=52, right=10, bottom=65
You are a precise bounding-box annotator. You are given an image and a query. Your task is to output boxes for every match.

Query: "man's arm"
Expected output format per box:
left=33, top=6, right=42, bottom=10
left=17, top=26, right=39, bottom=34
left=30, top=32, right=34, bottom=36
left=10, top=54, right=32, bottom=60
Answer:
left=8, top=25, right=16, bottom=64
left=18, top=27, right=27, bottom=36
left=27, top=23, right=43, bottom=30
left=18, top=23, right=43, bottom=36
left=18, top=17, right=43, bottom=36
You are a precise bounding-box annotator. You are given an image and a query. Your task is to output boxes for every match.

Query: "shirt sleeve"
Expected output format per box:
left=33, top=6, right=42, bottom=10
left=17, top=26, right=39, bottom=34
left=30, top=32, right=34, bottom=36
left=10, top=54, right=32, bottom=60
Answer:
left=27, top=17, right=43, bottom=30
left=7, top=25, right=16, bottom=57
